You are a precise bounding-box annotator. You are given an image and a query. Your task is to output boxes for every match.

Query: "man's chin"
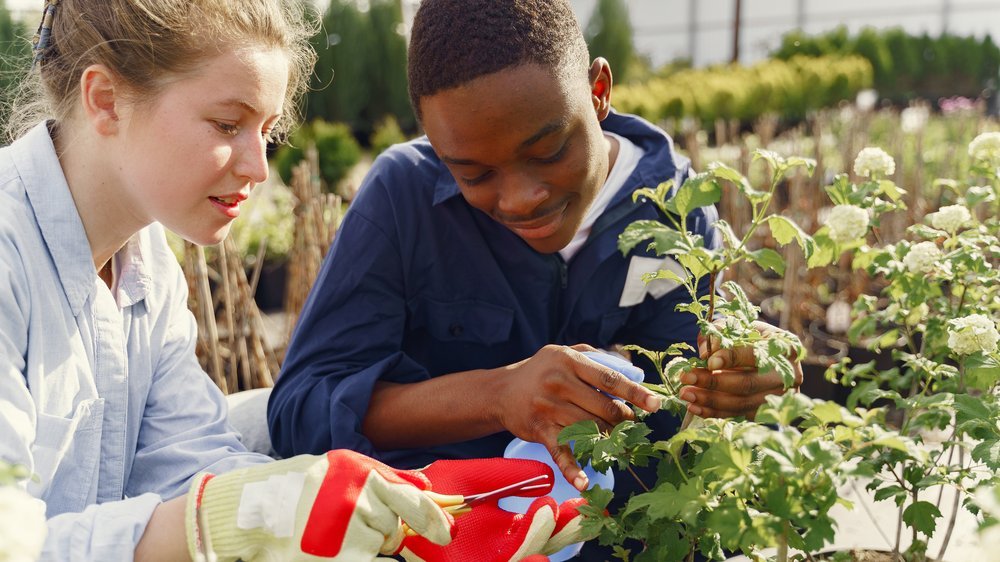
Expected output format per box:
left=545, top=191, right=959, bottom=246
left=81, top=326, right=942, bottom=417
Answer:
left=521, top=234, right=572, bottom=255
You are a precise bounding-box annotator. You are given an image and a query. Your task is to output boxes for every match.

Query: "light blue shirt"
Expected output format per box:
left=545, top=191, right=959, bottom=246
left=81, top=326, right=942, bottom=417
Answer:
left=0, top=123, right=271, bottom=560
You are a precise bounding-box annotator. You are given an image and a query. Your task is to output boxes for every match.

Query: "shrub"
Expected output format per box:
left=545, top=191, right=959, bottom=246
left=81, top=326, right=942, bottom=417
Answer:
left=272, top=119, right=361, bottom=193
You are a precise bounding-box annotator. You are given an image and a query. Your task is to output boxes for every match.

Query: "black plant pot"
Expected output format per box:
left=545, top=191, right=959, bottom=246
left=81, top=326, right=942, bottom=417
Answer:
left=252, top=260, right=288, bottom=312
left=799, top=321, right=852, bottom=404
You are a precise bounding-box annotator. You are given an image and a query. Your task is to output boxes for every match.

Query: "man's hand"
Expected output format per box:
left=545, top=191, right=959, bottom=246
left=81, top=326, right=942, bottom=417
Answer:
left=678, top=320, right=803, bottom=419
left=495, top=345, right=660, bottom=491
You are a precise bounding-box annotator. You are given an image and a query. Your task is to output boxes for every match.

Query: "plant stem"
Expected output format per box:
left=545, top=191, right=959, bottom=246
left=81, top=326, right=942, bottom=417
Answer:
left=627, top=465, right=651, bottom=493
left=776, top=526, right=789, bottom=562
left=894, top=500, right=904, bottom=557
left=935, top=447, right=964, bottom=562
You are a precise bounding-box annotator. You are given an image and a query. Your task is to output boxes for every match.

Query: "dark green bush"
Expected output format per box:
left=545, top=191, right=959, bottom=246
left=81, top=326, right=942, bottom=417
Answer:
left=773, top=26, right=1000, bottom=103
left=272, top=120, right=361, bottom=193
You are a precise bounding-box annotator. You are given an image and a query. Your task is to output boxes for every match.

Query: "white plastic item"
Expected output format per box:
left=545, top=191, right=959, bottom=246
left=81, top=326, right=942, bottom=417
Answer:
left=499, top=350, right=645, bottom=560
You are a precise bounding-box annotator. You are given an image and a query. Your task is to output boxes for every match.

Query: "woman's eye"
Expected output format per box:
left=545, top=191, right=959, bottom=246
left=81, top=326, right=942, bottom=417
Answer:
left=214, top=121, right=239, bottom=136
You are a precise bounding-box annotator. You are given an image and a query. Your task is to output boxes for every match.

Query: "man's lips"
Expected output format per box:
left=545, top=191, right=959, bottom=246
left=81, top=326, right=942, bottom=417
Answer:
left=499, top=200, right=570, bottom=240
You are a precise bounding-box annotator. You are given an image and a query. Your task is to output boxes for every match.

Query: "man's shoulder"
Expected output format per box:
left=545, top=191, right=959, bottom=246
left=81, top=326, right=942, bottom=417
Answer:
left=367, top=137, right=444, bottom=185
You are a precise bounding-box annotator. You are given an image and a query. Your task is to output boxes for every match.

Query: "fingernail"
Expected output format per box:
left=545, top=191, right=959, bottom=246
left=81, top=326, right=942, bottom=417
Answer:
left=688, top=404, right=703, bottom=415
left=708, top=356, right=723, bottom=370
left=574, top=472, right=589, bottom=491
left=679, top=373, right=696, bottom=385
left=645, top=395, right=661, bottom=412
left=681, top=391, right=696, bottom=403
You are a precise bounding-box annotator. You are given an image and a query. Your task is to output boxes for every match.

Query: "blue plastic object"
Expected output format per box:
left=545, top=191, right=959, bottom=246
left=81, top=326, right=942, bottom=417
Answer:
left=498, top=351, right=645, bottom=560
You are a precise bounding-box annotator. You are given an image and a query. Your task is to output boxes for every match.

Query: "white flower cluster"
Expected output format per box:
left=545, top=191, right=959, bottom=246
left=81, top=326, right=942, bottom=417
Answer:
left=853, top=147, right=896, bottom=178
left=0, top=486, right=46, bottom=562
left=948, top=314, right=1000, bottom=356
left=927, top=204, right=973, bottom=233
left=969, top=132, right=1000, bottom=169
left=902, top=241, right=942, bottom=274
left=825, top=204, right=869, bottom=243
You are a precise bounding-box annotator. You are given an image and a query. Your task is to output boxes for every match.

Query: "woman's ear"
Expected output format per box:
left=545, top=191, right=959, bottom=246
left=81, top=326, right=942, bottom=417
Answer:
left=79, top=64, right=121, bottom=136
left=588, top=57, right=613, bottom=120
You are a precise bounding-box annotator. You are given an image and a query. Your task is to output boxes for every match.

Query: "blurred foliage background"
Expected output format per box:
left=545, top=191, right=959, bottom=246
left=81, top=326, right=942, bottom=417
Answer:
left=0, top=0, right=997, bottom=393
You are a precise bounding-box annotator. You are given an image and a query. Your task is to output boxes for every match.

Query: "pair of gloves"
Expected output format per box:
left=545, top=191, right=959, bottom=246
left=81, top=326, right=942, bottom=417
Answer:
left=185, top=450, right=585, bottom=562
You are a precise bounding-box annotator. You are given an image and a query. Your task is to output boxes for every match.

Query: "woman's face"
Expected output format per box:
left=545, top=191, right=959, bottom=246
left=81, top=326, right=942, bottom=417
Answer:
left=113, top=46, right=289, bottom=246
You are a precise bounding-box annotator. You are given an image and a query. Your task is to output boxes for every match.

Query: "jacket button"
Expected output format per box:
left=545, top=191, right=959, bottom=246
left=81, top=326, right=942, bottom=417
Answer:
left=449, top=324, right=464, bottom=337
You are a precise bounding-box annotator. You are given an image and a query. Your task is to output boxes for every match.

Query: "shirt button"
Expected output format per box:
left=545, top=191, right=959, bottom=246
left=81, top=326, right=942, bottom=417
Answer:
left=449, top=324, right=464, bottom=337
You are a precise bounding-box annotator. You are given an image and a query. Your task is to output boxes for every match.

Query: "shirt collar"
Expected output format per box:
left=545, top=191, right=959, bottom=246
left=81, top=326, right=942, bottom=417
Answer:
left=13, top=122, right=150, bottom=315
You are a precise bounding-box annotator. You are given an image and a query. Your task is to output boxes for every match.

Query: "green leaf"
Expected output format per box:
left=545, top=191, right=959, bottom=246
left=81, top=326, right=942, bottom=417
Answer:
left=811, top=400, right=844, bottom=425
left=807, top=231, right=837, bottom=268
left=972, top=439, right=1000, bottom=470
left=713, top=219, right=741, bottom=249
left=878, top=179, right=905, bottom=202
left=618, top=220, right=686, bottom=256
left=766, top=215, right=815, bottom=258
left=902, top=501, right=941, bottom=536
left=966, top=353, right=1000, bottom=391
left=747, top=248, right=785, bottom=275
left=874, top=485, right=908, bottom=505
left=665, top=173, right=722, bottom=218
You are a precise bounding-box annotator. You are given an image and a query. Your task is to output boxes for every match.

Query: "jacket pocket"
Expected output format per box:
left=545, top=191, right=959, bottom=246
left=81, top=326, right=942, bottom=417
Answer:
left=410, top=297, right=514, bottom=345
left=30, top=398, right=105, bottom=516
left=598, top=309, right=631, bottom=345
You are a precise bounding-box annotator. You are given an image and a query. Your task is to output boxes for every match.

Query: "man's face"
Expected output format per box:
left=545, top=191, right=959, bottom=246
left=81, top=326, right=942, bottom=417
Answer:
left=419, top=62, right=613, bottom=254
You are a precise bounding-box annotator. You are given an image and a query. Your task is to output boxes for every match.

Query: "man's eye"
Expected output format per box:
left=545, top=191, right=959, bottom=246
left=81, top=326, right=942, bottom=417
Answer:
left=536, top=143, right=568, bottom=164
left=461, top=170, right=492, bottom=186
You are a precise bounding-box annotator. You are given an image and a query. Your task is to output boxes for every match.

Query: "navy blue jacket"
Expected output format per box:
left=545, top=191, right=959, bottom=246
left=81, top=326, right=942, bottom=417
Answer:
left=268, top=112, right=719, bottom=471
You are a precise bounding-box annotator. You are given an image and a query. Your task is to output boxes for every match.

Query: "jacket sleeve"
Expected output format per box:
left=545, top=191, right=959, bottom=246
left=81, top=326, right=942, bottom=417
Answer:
left=268, top=178, right=431, bottom=459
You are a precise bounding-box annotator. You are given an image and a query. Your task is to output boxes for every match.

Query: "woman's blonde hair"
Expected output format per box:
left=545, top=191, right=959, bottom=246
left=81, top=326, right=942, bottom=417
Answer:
left=7, top=0, right=317, bottom=142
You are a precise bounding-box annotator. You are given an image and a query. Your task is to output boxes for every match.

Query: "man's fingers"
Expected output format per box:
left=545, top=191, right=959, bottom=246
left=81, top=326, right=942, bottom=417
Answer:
left=680, top=369, right=785, bottom=395
left=705, top=346, right=757, bottom=371
left=571, top=353, right=659, bottom=413
left=679, top=387, right=784, bottom=419
left=545, top=439, right=588, bottom=491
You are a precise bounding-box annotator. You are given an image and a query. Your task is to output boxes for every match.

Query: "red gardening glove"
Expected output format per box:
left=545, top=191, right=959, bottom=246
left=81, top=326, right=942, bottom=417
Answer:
left=396, top=458, right=587, bottom=562
left=187, top=449, right=455, bottom=561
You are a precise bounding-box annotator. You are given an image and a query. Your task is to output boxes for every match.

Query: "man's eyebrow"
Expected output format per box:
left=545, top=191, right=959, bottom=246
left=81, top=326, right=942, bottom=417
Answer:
left=440, top=119, right=568, bottom=166
left=518, top=119, right=567, bottom=150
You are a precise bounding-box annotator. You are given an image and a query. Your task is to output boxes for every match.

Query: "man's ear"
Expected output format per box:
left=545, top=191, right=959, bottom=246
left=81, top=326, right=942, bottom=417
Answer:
left=588, top=58, right=613, bottom=120
left=79, top=64, right=122, bottom=136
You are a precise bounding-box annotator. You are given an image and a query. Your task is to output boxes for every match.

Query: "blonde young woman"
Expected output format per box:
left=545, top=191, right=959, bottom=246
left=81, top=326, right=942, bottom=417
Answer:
left=0, top=1, right=581, bottom=560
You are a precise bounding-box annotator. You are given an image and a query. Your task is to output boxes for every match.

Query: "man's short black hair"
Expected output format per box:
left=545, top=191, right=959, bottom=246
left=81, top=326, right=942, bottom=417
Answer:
left=407, top=0, right=590, bottom=119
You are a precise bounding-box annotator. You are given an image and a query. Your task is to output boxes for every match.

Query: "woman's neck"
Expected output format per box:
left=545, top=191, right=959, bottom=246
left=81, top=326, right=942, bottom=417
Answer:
left=51, top=121, right=143, bottom=270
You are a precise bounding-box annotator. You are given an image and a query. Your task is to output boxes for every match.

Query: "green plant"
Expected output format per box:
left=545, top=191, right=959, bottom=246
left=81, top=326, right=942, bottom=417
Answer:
left=370, top=115, right=407, bottom=157
left=272, top=119, right=361, bottom=193
left=561, top=136, right=1000, bottom=560
left=584, top=0, right=636, bottom=84
left=824, top=133, right=1000, bottom=560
